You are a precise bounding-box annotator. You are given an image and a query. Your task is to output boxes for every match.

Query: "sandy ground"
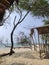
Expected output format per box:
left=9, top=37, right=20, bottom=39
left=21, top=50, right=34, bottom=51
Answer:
left=0, top=48, right=49, bottom=65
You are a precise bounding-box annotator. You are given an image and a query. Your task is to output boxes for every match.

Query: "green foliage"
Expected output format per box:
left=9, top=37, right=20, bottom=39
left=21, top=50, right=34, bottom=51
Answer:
left=32, top=0, right=49, bottom=17
left=43, top=20, right=49, bottom=24
left=9, top=0, right=49, bottom=17
left=16, top=32, right=31, bottom=46
left=19, top=0, right=30, bottom=10
left=21, top=38, right=28, bottom=43
left=42, top=34, right=49, bottom=42
left=9, top=6, right=14, bottom=12
left=19, top=0, right=49, bottom=17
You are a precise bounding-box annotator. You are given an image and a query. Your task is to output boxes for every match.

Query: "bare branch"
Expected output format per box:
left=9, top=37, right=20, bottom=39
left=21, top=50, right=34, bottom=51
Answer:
left=20, top=10, right=30, bottom=23
left=16, top=6, right=22, bottom=23
left=13, top=16, right=17, bottom=26
left=12, top=10, right=30, bottom=34
left=2, top=11, right=12, bottom=25
left=0, top=42, right=10, bottom=47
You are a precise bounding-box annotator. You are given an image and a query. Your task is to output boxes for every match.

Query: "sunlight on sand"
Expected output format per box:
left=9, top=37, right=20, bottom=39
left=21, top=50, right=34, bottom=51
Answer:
left=0, top=48, right=49, bottom=65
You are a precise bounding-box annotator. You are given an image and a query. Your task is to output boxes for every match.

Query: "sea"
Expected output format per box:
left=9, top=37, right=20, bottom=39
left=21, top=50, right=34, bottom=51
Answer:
left=0, top=43, right=22, bottom=49
left=0, top=43, right=30, bottom=49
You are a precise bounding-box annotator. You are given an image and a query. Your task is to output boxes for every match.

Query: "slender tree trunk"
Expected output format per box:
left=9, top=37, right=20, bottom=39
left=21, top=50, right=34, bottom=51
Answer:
left=9, top=11, right=30, bottom=55
left=9, top=29, right=15, bottom=55
left=9, top=24, right=18, bottom=55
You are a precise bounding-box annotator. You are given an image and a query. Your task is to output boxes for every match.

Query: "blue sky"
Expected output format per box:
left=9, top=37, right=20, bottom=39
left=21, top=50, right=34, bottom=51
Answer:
left=0, top=11, right=44, bottom=43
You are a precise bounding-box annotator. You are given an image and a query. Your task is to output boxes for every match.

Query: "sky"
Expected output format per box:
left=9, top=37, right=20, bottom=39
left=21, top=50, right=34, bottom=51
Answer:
left=0, top=10, right=44, bottom=43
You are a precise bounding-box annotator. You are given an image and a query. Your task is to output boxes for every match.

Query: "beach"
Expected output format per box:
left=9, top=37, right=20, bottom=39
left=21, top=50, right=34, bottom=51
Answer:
left=0, top=48, right=49, bottom=65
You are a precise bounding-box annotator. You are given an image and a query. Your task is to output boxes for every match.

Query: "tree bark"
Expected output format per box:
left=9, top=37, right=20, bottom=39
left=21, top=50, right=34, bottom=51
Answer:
left=9, top=29, right=15, bottom=55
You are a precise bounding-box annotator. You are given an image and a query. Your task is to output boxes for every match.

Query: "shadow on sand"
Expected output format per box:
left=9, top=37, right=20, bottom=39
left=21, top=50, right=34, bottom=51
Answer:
left=0, top=51, right=49, bottom=59
left=0, top=51, right=37, bottom=59
left=0, top=53, right=10, bottom=57
left=0, top=52, right=15, bottom=57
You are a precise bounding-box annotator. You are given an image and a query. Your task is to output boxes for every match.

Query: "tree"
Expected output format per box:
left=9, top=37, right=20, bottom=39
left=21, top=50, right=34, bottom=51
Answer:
left=16, top=32, right=32, bottom=49
left=0, top=0, right=49, bottom=55
left=9, top=8, right=30, bottom=55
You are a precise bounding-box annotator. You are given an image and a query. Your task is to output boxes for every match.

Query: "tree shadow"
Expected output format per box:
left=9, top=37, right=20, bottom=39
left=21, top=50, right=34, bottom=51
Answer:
left=0, top=52, right=15, bottom=58
left=0, top=53, right=10, bottom=58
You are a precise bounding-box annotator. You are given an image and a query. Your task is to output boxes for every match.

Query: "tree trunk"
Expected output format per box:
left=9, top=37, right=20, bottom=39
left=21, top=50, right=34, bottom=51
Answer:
left=9, top=29, right=15, bottom=55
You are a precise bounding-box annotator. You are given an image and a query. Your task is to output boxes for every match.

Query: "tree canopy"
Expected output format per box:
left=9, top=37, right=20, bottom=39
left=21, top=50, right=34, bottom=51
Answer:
left=0, top=0, right=49, bottom=25
left=19, top=0, right=49, bottom=17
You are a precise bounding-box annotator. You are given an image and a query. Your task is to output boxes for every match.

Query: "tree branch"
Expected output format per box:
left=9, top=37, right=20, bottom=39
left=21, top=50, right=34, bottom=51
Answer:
left=2, top=11, right=12, bottom=25
left=16, top=6, right=22, bottom=23
left=12, top=10, right=30, bottom=34
left=10, top=6, right=30, bottom=54
left=0, top=42, right=10, bottom=47
left=13, top=16, right=17, bottom=26
left=20, top=10, right=30, bottom=23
